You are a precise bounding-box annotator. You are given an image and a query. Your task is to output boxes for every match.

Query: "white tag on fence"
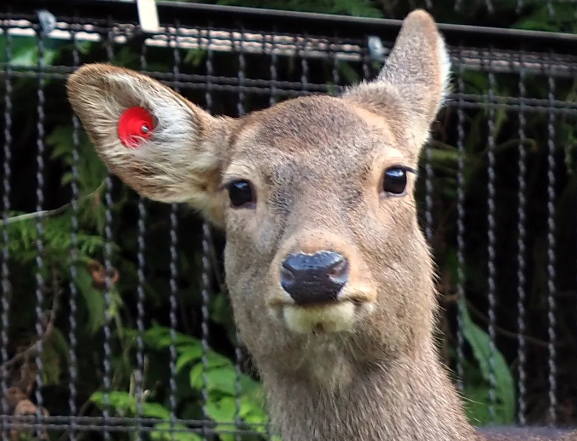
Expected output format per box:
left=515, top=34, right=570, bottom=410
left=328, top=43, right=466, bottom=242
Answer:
left=136, top=0, right=160, bottom=33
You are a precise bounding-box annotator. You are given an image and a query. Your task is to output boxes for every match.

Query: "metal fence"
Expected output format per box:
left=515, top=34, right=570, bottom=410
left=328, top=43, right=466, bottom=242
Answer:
left=0, top=0, right=577, bottom=439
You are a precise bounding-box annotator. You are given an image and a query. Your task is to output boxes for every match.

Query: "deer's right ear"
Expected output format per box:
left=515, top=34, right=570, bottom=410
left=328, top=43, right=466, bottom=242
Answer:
left=67, top=64, right=232, bottom=226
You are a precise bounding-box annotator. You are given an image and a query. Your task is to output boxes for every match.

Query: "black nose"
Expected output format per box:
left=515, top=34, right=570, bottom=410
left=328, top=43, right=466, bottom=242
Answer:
left=280, top=251, right=349, bottom=306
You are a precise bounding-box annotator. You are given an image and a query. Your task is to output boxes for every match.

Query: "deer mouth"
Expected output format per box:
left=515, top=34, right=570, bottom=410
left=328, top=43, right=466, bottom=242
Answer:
left=268, top=300, right=373, bottom=334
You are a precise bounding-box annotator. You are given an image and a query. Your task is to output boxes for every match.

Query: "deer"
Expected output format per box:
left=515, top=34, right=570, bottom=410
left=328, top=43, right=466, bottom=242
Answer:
left=65, top=9, right=577, bottom=441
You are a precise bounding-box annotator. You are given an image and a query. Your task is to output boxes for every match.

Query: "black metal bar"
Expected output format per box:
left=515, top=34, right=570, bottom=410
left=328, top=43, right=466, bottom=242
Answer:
left=7, top=0, right=577, bottom=55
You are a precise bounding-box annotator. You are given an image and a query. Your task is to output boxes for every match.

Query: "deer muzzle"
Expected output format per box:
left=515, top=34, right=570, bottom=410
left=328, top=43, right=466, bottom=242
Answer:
left=268, top=249, right=376, bottom=334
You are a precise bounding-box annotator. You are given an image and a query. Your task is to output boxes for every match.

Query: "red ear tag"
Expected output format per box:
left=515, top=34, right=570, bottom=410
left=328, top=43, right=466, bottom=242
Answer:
left=118, top=107, right=154, bottom=148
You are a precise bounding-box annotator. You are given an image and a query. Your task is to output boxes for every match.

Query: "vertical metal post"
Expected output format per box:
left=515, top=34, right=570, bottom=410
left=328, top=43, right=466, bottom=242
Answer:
left=486, top=47, right=498, bottom=423
left=0, top=16, right=12, bottom=441
left=516, top=49, right=528, bottom=427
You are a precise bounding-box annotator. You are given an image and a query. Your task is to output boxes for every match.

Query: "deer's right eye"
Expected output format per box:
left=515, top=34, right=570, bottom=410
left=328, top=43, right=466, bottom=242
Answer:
left=226, top=180, right=256, bottom=209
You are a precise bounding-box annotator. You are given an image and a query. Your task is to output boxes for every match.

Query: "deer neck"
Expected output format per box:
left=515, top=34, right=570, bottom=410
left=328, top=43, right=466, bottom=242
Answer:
left=260, top=338, right=478, bottom=441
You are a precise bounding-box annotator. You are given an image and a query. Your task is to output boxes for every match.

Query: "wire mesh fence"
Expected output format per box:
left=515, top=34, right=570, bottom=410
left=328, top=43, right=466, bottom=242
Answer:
left=0, top=0, right=576, bottom=440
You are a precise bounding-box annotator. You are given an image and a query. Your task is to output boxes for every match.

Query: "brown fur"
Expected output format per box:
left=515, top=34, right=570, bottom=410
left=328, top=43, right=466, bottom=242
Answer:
left=66, top=9, right=577, bottom=441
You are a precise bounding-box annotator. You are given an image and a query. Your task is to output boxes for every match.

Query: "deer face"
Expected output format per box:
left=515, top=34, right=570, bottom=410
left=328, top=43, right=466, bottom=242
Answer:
left=68, top=10, right=451, bottom=371
left=220, top=95, right=438, bottom=361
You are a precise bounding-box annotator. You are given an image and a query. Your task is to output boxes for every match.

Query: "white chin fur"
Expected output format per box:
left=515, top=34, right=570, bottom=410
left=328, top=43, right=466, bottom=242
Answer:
left=282, top=302, right=357, bottom=334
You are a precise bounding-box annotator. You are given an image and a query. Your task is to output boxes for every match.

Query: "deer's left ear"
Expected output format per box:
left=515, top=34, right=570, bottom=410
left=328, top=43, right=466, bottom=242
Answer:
left=342, top=10, right=451, bottom=148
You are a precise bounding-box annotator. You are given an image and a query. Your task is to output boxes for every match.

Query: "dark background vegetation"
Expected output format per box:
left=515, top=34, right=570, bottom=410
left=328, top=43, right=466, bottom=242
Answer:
left=1, top=0, right=577, bottom=439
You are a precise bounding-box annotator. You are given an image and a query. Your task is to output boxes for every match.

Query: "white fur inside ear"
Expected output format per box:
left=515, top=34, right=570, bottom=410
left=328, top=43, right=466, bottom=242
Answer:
left=109, top=72, right=198, bottom=154
left=436, top=34, right=452, bottom=107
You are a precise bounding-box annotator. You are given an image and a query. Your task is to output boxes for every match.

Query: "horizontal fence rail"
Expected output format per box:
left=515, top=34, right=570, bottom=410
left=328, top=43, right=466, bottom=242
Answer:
left=0, top=1, right=576, bottom=440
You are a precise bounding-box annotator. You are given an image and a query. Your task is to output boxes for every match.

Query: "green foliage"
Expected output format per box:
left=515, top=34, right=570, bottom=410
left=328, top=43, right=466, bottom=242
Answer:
left=121, top=325, right=273, bottom=441
left=87, top=325, right=277, bottom=440
left=0, top=35, right=60, bottom=67
left=4, top=212, right=106, bottom=266
left=460, top=304, right=515, bottom=425
left=213, top=0, right=383, bottom=17
left=91, top=391, right=203, bottom=441
left=512, top=3, right=577, bottom=32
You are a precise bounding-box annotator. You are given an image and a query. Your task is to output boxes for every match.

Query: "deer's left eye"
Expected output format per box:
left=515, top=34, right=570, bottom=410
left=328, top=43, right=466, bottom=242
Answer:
left=227, top=180, right=256, bottom=209
left=381, top=167, right=408, bottom=196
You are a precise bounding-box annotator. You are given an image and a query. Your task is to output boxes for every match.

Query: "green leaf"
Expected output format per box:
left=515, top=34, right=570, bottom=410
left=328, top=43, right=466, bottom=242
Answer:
left=189, top=356, right=233, bottom=392
left=142, top=402, right=172, bottom=420
left=0, top=35, right=59, bottom=66
left=183, top=48, right=206, bottom=67
left=39, top=342, right=63, bottom=387
left=91, top=391, right=137, bottom=415
left=206, top=367, right=239, bottom=396
left=512, top=19, right=558, bottom=31
left=237, top=395, right=263, bottom=420
left=151, top=423, right=203, bottom=441
left=207, top=397, right=238, bottom=441
left=206, top=396, right=237, bottom=422
left=137, top=325, right=199, bottom=349
left=460, top=303, right=516, bottom=424
left=337, top=61, right=360, bottom=85
left=175, top=346, right=204, bottom=373
left=74, top=266, right=106, bottom=335
left=331, top=0, right=383, bottom=17
left=4, top=209, right=107, bottom=267
left=462, top=386, right=494, bottom=425
left=47, top=124, right=108, bottom=205
left=91, top=391, right=172, bottom=420
left=49, top=326, right=71, bottom=364
left=238, top=395, right=270, bottom=434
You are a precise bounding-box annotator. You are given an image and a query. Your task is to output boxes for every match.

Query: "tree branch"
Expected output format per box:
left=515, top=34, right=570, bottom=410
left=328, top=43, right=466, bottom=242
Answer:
left=0, top=270, right=63, bottom=371
left=0, top=181, right=105, bottom=227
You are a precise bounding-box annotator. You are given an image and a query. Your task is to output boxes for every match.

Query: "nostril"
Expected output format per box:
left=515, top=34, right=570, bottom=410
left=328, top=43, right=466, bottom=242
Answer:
left=280, top=265, right=297, bottom=289
left=327, top=259, right=349, bottom=281
left=280, top=265, right=296, bottom=282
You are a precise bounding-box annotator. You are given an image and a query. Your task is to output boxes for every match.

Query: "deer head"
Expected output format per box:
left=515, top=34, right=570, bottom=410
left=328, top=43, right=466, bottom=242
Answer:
left=68, top=9, right=449, bottom=389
